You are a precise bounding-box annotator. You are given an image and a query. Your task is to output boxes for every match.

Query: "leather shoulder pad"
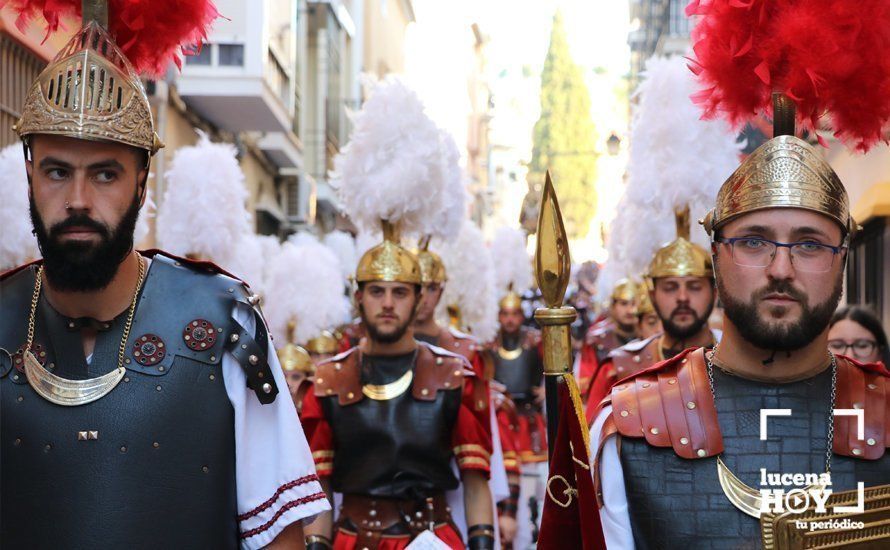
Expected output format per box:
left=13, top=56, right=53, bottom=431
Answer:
left=0, top=259, right=42, bottom=282
left=313, top=348, right=362, bottom=405
left=833, top=355, right=888, bottom=460
left=141, top=249, right=247, bottom=285
left=413, top=343, right=468, bottom=401
left=608, top=335, right=660, bottom=381
left=608, top=347, right=724, bottom=460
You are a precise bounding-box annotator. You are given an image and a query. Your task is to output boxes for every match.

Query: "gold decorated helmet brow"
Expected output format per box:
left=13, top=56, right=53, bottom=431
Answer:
left=648, top=206, right=713, bottom=280
left=636, top=285, right=655, bottom=316
left=701, top=135, right=851, bottom=237
left=304, top=331, right=340, bottom=355
left=15, top=22, right=163, bottom=154
left=277, top=343, right=315, bottom=374
left=355, top=221, right=421, bottom=285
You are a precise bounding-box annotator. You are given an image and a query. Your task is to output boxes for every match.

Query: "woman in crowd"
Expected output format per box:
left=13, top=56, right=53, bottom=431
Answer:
left=828, top=305, right=889, bottom=367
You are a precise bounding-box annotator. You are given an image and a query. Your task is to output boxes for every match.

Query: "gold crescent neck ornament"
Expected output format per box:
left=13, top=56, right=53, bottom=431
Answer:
left=24, top=256, right=146, bottom=406
left=497, top=346, right=523, bottom=361
left=715, top=457, right=824, bottom=519
left=362, top=369, right=413, bottom=401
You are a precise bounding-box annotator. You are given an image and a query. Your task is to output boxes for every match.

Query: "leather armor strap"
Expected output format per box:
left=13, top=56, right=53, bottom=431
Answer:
left=833, top=356, right=889, bottom=459
left=224, top=306, right=278, bottom=404
left=338, top=493, right=453, bottom=547
left=314, top=344, right=468, bottom=405
left=610, top=334, right=660, bottom=381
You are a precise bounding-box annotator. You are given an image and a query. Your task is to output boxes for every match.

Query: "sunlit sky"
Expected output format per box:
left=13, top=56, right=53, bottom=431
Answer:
left=404, top=0, right=631, bottom=260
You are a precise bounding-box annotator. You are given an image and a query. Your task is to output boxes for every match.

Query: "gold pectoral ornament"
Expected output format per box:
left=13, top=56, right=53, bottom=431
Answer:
left=24, top=258, right=146, bottom=406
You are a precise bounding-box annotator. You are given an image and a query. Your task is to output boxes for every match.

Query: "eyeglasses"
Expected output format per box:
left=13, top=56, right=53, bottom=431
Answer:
left=716, top=237, right=845, bottom=273
left=827, top=339, right=879, bottom=359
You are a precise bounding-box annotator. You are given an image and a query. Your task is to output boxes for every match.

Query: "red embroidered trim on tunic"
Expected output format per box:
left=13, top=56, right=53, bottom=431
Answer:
left=237, top=474, right=320, bottom=521
left=239, top=492, right=328, bottom=539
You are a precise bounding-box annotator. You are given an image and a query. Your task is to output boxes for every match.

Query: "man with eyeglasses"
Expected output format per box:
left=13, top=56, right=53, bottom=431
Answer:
left=588, top=115, right=889, bottom=546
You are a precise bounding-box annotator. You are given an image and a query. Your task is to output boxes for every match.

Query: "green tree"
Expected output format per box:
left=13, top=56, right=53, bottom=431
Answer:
left=526, top=10, right=598, bottom=239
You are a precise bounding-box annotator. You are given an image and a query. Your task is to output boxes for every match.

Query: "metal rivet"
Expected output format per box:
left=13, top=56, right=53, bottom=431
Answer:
left=415, top=512, right=423, bottom=519
left=88, top=431, right=98, bottom=440
left=667, top=379, right=677, bottom=385
left=124, top=377, right=130, bottom=383
left=44, top=444, right=52, bottom=451
left=686, top=401, right=696, bottom=410
left=68, top=322, right=75, bottom=328
left=867, top=383, right=877, bottom=390
left=620, top=410, right=629, bottom=417
left=436, top=357, right=443, bottom=365
left=158, top=366, right=165, bottom=372
left=852, top=448, right=862, bottom=456
left=202, top=466, right=209, bottom=473
left=209, top=374, right=215, bottom=381
left=866, top=438, right=876, bottom=446
left=125, top=358, right=131, bottom=364
left=14, top=438, right=21, bottom=446
left=326, top=389, right=333, bottom=395
left=227, top=288, right=234, bottom=293
left=230, top=334, right=240, bottom=343
left=317, top=378, right=324, bottom=384
left=454, top=370, right=462, bottom=376
left=649, top=427, right=659, bottom=435
left=455, top=342, right=461, bottom=348
left=120, top=446, right=127, bottom=453
left=369, top=510, right=377, bottom=517
left=156, top=385, right=162, bottom=392
left=680, top=437, right=689, bottom=445
left=249, top=355, right=259, bottom=365
left=335, top=363, right=342, bottom=370
left=262, top=383, right=272, bottom=394
left=153, top=442, right=160, bottom=448
left=78, top=431, right=88, bottom=441
left=421, top=388, right=430, bottom=396
left=444, top=382, right=451, bottom=388
left=13, top=374, right=20, bottom=381
left=47, top=362, right=54, bottom=369
left=853, top=402, right=863, bottom=410
left=696, top=449, right=706, bottom=457
left=347, top=392, right=354, bottom=399
left=210, top=355, right=216, bottom=362
left=241, top=344, right=247, bottom=350
left=257, top=371, right=264, bottom=378
left=16, top=396, right=23, bottom=402
left=642, top=382, right=650, bottom=388
left=633, top=356, right=641, bottom=363
left=681, top=358, right=688, bottom=364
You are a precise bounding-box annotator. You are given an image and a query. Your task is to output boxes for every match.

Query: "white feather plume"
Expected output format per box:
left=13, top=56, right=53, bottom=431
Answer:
left=427, top=130, right=467, bottom=242
left=134, top=187, right=155, bottom=248
left=264, top=240, right=351, bottom=345
left=436, top=220, right=499, bottom=343
left=601, top=55, right=741, bottom=293
left=331, top=76, right=447, bottom=237
left=156, top=131, right=252, bottom=266
left=0, top=144, right=38, bottom=270
left=489, top=227, right=533, bottom=295
left=323, top=230, right=357, bottom=281
left=222, top=233, right=266, bottom=294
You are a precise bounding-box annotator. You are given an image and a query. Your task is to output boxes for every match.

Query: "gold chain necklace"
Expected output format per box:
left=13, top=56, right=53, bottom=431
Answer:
left=23, top=254, right=146, bottom=406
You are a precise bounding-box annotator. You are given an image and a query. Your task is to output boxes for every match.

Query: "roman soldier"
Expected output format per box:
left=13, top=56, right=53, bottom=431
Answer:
left=0, top=2, right=327, bottom=547
left=590, top=11, right=890, bottom=541
left=576, top=278, right=640, bottom=398
left=585, top=208, right=720, bottom=417
left=300, top=76, right=495, bottom=549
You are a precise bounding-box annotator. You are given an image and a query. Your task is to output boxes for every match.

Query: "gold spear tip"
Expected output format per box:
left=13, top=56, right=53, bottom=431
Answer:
left=534, top=171, right=572, bottom=308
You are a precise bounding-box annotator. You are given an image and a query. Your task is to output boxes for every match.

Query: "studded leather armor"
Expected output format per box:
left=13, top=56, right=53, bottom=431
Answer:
left=0, top=252, right=277, bottom=548
left=597, top=349, right=890, bottom=549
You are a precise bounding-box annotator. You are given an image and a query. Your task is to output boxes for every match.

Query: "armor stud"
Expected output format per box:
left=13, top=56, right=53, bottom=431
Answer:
left=696, top=449, right=706, bottom=457
left=686, top=401, right=696, bottom=410
left=679, top=437, right=689, bottom=445
left=262, top=383, right=272, bottom=394
left=649, top=428, right=659, bottom=435
left=249, top=355, right=259, bottom=366
left=78, top=431, right=88, bottom=441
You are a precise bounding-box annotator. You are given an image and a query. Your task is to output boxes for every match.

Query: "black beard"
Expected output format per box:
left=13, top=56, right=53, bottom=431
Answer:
left=656, top=301, right=714, bottom=341
left=718, top=276, right=842, bottom=353
left=30, top=193, right=140, bottom=292
left=361, top=308, right=414, bottom=344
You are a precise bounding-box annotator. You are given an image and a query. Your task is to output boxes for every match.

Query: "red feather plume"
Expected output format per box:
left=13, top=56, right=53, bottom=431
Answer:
left=687, top=0, right=890, bottom=152
left=0, top=0, right=219, bottom=77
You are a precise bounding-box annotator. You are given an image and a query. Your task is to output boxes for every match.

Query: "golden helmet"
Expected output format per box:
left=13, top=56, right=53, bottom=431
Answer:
left=648, top=206, right=713, bottom=280
left=415, top=236, right=447, bottom=284
left=355, top=221, right=422, bottom=285
left=277, top=343, right=314, bottom=374
left=304, top=330, right=341, bottom=355
left=636, top=286, right=655, bottom=316
left=15, top=22, right=163, bottom=155
left=701, top=135, right=852, bottom=237
left=611, top=278, right=640, bottom=302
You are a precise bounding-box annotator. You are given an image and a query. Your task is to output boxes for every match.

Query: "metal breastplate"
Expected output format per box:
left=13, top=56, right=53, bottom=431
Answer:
left=619, top=366, right=890, bottom=549
left=0, top=256, right=245, bottom=549
left=493, top=333, right=541, bottom=402
left=320, top=353, right=463, bottom=499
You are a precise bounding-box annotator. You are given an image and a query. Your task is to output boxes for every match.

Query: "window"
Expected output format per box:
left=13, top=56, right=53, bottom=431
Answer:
left=218, top=44, right=245, bottom=67
left=185, top=44, right=212, bottom=65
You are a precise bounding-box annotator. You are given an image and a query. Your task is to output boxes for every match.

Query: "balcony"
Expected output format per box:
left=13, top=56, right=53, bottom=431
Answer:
left=176, top=0, right=297, bottom=134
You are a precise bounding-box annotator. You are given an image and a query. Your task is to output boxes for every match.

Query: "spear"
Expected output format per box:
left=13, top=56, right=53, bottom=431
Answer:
left=533, top=171, right=577, bottom=459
